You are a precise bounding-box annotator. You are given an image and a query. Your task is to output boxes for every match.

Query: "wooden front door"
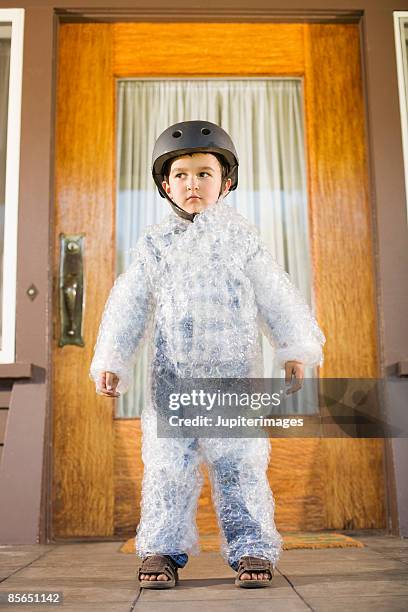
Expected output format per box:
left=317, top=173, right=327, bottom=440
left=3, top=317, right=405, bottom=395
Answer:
left=52, top=22, right=385, bottom=540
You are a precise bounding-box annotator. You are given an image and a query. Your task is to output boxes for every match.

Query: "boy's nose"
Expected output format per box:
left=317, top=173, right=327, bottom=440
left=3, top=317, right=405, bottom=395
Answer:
left=187, top=183, right=199, bottom=191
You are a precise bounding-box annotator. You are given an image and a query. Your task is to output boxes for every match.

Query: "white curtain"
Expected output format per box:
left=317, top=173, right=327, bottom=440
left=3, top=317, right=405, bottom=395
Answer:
left=116, top=79, right=318, bottom=417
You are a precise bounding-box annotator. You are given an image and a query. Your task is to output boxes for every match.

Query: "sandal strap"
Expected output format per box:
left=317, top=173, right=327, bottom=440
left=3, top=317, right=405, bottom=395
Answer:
left=138, top=554, right=178, bottom=581
left=237, top=556, right=273, bottom=577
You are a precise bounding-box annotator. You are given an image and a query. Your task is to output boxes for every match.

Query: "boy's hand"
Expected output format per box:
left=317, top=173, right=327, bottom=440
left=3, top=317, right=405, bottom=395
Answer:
left=284, top=361, right=304, bottom=395
left=97, top=371, right=120, bottom=397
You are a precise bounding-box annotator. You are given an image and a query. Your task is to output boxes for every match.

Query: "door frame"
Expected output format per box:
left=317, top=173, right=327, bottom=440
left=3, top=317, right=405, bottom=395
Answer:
left=47, top=8, right=395, bottom=543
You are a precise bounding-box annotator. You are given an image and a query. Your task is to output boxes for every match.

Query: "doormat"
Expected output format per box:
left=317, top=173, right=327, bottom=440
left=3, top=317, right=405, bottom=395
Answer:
left=120, top=532, right=364, bottom=554
left=281, top=532, right=364, bottom=549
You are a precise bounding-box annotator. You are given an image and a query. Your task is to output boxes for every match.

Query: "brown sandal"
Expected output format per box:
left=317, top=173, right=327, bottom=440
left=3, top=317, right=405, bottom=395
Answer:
left=235, top=555, right=274, bottom=588
left=138, top=554, right=179, bottom=589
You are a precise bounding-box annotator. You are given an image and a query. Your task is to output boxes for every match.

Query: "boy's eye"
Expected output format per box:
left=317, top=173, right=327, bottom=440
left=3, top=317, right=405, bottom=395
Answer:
left=174, top=172, right=210, bottom=178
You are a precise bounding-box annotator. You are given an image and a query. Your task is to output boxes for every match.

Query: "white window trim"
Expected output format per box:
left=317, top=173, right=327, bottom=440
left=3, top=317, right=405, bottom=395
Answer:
left=0, top=9, right=24, bottom=363
left=394, top=11, right=408, bottom=225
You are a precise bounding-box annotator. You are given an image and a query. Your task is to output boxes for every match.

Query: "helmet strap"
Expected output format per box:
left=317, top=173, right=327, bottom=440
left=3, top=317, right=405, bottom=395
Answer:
left=162, top=190, right=197, bottom=221
left=167, top=198, right=197, bottom=222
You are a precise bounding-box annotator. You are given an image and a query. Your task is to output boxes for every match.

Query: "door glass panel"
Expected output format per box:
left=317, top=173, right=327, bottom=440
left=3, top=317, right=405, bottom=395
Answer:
left=394, top=13, right=408, bottom=222
left=115, top=78, right=318, bottom=418
left=0, top=23, right=11, bottom=346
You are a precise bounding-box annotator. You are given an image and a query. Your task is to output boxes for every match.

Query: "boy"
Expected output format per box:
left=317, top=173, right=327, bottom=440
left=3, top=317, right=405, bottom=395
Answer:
left=89, top=120, right=325, bottom=589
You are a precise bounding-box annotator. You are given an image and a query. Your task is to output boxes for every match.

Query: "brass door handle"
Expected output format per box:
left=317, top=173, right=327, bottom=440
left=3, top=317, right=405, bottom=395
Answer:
left=59, top=234, right=85, bottom=347
left=63, top=274, right=79, bottom=336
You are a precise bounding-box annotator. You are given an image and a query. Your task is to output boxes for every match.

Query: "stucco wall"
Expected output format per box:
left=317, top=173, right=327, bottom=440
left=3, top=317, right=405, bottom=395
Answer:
left=0, top=0, right=406, bottom=542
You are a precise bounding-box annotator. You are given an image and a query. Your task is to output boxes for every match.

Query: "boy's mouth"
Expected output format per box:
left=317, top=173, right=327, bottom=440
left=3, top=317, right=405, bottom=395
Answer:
left=187, top=195, right=201, bottom=200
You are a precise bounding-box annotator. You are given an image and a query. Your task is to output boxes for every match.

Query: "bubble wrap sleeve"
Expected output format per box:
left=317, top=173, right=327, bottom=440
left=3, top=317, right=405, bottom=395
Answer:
left=245, top=239, right=326, bottom=369
left=89, top=247, right=153, bottom=395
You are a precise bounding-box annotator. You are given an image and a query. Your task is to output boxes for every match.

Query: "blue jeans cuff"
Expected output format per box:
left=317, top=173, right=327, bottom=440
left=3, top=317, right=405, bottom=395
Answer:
left=166, top=553, right=188, bottom=568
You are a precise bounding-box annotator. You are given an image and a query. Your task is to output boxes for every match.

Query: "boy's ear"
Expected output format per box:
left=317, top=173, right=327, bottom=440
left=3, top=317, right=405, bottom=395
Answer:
left=223, top=177, right=232, bottom=194
left=162, top=180, right=171, bottom=195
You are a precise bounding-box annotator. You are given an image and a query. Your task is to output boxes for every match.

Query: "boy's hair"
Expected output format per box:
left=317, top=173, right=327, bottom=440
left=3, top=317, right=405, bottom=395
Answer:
left=163, top=152, right=230, bottom=188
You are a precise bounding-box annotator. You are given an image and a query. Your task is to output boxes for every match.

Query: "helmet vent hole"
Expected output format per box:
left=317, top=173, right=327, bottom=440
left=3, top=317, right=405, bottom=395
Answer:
left=172, top=130, right=183, bottom=138
left=201, top=127, right=211, bottom=136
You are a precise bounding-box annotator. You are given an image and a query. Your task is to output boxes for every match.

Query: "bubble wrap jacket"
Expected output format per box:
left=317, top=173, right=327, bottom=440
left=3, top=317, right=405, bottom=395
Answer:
left=89, top=199, right=326, bottom=396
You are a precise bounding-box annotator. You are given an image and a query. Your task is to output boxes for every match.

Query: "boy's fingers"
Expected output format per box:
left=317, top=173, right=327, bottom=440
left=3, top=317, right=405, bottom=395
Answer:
left=286, top=379, right=303, bottom=395
left=97, top=388, right=120, bottom=397
left=96, top=372, right=120, bottom=396
left=105, top=372, right=112, bottom=389
left=285, top=362, right=304, bottom=395
left=105, top=371, right=119, bottom=391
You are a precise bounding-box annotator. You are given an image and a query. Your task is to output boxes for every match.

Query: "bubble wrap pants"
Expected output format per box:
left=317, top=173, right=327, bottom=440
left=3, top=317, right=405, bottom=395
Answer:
left=135, top=409, right=283, bottom=571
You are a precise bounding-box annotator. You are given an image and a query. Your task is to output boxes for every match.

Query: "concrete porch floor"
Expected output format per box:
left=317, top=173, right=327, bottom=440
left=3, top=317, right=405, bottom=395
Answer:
left=0, top=533, right=407, bottom=611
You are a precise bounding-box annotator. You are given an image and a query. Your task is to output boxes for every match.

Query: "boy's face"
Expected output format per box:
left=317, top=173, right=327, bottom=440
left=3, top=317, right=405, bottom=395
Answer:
left=162, top=153, right=232, bottom=214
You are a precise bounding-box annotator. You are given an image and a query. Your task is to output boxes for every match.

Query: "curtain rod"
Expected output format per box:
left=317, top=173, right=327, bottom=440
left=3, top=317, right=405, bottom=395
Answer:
left=117, top=77, right=302, bottom=82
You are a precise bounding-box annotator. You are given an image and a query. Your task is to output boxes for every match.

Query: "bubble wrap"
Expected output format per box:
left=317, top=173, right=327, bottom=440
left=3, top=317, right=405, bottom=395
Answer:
left=137, top=410, right=283, bottom=568
left=89, top=197, right=325, bottom=566
left=90, top=198, right=325, bottom=392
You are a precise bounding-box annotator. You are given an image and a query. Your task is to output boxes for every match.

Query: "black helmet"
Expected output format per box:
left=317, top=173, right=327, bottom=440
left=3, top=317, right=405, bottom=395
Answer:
left=151, top=120, right=239, bottom=221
